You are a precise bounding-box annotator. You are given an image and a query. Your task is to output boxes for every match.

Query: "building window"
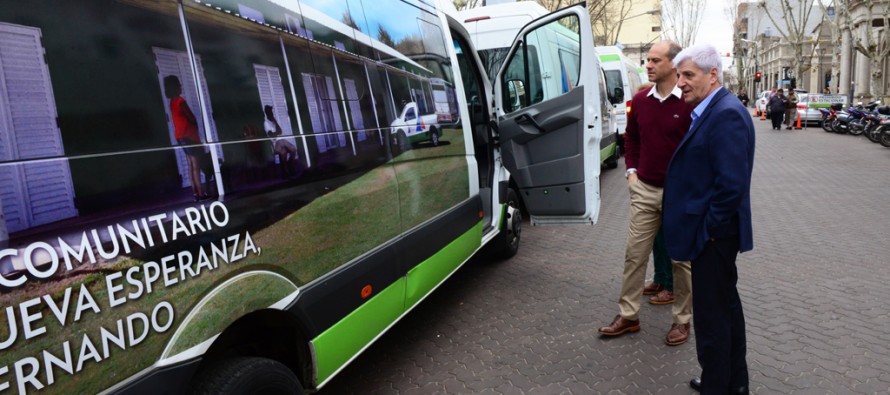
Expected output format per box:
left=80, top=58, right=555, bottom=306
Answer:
left=651, top=26, right=662, bottom=32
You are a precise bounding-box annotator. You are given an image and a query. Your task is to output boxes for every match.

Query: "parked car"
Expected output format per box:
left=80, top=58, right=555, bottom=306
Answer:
left=795, top=93, right=822, bottom=125
left=755, top=90, right=771, bottom=117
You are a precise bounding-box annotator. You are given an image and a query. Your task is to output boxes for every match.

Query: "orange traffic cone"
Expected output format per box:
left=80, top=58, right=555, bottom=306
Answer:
left=760, top=109, right=766, bottom=120
left=795, top=112, right=802, bottom=129
left=754, top=108, right=759, bottom=117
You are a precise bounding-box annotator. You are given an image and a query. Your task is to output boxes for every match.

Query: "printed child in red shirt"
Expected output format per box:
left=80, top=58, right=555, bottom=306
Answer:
left=164, top=75, right=208, bottom=201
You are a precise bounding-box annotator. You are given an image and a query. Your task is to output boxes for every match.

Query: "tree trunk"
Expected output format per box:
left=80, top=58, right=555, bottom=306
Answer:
left=870, top=58, right=883, bottom=102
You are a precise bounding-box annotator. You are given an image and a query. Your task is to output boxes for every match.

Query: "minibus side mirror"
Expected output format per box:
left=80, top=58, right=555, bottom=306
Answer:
left=506, top=79, right=526, bottom=112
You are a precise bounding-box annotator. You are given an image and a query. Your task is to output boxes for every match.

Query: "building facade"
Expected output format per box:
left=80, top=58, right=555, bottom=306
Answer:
left=735, top=0, right=890, bottom=102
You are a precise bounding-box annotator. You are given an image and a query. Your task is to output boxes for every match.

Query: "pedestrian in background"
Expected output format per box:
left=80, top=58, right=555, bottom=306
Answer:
left=598, top=40, right=693, bottom=347
left=737, top=91, right=749, bottom=107
left=784, top=88, right=798, bottom=129
left=767, top=89, right=788, bottom=130
left=666, top=43, right=755, bottom=394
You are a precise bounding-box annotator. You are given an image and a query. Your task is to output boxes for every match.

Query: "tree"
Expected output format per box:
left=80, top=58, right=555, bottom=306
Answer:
left=341, top=11, right=361, bottom=32
left=661, top=0, right=706, bottom=47
left=850, top=0, right=890, bottom=99
left=816, top=0, right=849, bottom=94
left=727, top=0, right=748, bottom=93
left=538, top=0, right=635, bottom=46
left=757, top=0, right=817, bottom=91
left=453, top=0, right=483, bottom=11
left=377, top=25, right=396, bottom=48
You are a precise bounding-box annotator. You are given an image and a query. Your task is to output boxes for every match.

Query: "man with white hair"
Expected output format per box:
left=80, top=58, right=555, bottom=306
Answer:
left=662, top=44, right=755, bottom=394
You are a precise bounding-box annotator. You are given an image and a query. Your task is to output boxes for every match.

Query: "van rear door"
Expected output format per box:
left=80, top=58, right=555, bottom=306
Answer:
left=493, top=4, right=601, bottom=225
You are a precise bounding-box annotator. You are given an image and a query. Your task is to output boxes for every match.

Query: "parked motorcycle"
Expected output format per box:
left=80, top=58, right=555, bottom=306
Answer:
left=819, top=106, right=839, bottom=133
left=833, top=101, right=880, bottom=135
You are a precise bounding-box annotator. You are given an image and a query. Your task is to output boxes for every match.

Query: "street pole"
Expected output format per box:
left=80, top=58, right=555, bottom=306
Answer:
left=819, top=48, right=824, bottom=93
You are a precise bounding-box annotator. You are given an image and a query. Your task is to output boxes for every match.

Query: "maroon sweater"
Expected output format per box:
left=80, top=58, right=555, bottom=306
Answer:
left=624, top=87, right=693, bottom=187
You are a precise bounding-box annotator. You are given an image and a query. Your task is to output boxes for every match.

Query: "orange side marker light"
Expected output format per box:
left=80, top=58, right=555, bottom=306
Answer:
left=361, top=284, right=373, bottom=299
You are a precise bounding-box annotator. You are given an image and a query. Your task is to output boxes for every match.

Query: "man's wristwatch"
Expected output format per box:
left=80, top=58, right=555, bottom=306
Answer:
left=625, top=168, right=637, bottom=179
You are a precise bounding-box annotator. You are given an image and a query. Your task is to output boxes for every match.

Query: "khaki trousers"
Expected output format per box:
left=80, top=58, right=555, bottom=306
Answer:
left=785, top=108, right=797, bottom=127
left=618, top=179, right=692, bottom=324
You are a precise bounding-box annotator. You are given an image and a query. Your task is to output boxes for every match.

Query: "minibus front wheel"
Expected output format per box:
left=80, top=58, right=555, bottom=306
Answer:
left=192, top=356, right=304, bottom=395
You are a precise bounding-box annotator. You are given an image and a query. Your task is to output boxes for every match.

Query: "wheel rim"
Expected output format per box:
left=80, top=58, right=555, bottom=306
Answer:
left=505, top=200, right=521, bottom=247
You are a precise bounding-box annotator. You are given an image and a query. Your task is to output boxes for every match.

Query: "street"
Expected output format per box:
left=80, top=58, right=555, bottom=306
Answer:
left=319, top=115, right=890, bottom=394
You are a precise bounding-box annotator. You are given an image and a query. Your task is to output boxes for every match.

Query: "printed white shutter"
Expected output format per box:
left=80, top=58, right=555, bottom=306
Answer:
left=325, top=76, right=346, bottom=147
left=343, top=79, right=366, bottom=141
left=0, top=23, right=77, bottom=232
left=254, top=65, right=296, bottom=154
left=192, top=56, right=222, bottom=159
left=302, top=73, right=330, bottom=152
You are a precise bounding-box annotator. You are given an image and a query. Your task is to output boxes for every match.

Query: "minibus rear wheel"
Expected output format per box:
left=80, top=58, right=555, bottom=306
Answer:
left=485, top=188, right=521, bottom=260
left=192, top=356, right=304, bottom=395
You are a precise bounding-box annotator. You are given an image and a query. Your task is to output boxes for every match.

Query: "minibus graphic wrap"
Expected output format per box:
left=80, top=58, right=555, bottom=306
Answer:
left=0, top=0, right=470, bottom=393
left=0, top=0, right=604, bottom=392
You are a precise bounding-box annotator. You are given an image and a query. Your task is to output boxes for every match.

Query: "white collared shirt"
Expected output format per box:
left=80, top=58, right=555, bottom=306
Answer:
left=647, top=85, right=683, bottom=103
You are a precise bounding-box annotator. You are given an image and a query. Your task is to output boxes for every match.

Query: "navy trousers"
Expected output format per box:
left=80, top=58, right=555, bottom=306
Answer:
left=691, top=235, right=749, bottom=394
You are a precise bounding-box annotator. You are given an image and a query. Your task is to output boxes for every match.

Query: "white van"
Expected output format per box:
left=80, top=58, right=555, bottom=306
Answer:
left=596, top=46, right=647, bottom=148
left=460, top=2, right=620, bottom=169
left=0, top=0, right=604, bottom=393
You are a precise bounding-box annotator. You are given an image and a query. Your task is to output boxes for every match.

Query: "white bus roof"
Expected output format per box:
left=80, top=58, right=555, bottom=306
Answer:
left=458, top=2, right=548, bottom=50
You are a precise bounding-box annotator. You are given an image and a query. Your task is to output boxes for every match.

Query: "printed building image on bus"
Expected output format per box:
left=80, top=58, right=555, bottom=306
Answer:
left=0, top=0, right=475, bottom=393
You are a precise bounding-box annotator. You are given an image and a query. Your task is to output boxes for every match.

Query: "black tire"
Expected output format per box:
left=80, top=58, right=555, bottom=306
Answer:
left=429, top=126, right=440, bottom=146
left=396, top=130, right=410, bottom=151
left=821, top=118, right=833, bottom=132
left=831, top=119, right=846, bottom=134
left=192, top=357, right=303, bottom=395
left=484, top=188, right=522, bottom=261
left=880, top=129, right=890, bottom=147
left=865, top=125, right=881, bottom=143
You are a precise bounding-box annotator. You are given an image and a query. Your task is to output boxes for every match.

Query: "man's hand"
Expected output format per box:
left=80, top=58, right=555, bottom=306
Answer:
left=627, top=172, right=638, bottom=188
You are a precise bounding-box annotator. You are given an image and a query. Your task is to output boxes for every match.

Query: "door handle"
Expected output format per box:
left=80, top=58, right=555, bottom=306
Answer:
left=516, top=113, right=545, bottom=134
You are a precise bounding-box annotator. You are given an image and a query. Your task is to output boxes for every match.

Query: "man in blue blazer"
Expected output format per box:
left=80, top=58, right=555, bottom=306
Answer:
left=663, top=44, right=755, bottom=394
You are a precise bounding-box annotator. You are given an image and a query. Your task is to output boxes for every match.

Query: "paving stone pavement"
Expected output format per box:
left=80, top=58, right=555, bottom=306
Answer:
left=319, top=116, right=890, bottom=394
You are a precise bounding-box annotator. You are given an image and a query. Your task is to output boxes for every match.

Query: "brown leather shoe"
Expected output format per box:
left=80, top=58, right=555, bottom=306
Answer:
left=665, top=323, right=690, bottom=346
left=648, top=289, right=675, bottom=305
left=643, top=281, right=664, bottom=295
left=598, top=315, right=640, bottom=337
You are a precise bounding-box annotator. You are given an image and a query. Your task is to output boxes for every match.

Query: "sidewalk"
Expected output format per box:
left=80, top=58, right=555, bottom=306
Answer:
left=320, top=117, right=890, bottom=394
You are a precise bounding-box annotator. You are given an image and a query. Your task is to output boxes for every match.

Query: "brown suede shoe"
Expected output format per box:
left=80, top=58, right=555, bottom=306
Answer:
left=598, top=315, right=640, bottom=337
left=665, top=323, right=690, bottom=346
left=643, top=281, right=664, bottom=295
left=648, top=289, right=675, bottom=305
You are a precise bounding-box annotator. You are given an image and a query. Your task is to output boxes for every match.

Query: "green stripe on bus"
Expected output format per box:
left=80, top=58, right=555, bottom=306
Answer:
left=312, top=221, right=483, bottom=384
left=599, top=54, right=621, bottom=62
left=600, top=141, right=617, bottom=163
left=405, top=221, right=482, bottom=308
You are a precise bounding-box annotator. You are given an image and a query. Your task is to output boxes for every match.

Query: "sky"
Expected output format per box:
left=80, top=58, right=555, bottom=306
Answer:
left=693, top=0, right=736, bottom=71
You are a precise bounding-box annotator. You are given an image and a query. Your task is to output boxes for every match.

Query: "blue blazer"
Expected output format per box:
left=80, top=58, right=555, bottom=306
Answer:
left=663, top=87, right=755, bottom=261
